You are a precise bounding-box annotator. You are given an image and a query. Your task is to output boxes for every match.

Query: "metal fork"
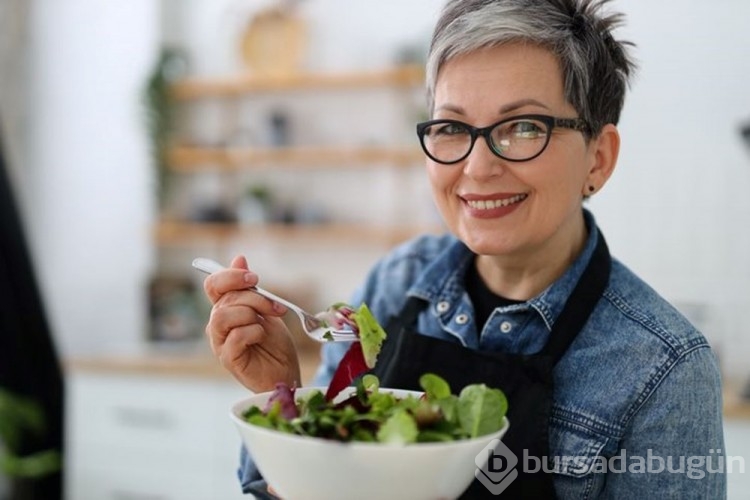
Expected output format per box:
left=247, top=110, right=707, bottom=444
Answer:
left=192, top=257, right=358, bottom=342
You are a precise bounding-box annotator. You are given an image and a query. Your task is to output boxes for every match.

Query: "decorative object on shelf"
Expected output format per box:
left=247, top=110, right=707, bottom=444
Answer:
left=189, top=202, right=237, bottom=224
left=290, top=202, right=328, bottom=226
left=393, top=39, right=428, bottom=67
left=143, top=47, right=189, bottom=207
left=268, top=109, right=291, bottom=147
left=237, top=184, right=274, bottom=225
left=239, top=0, right=307, bottom=77
left=148, top=275, right=204, bottom=342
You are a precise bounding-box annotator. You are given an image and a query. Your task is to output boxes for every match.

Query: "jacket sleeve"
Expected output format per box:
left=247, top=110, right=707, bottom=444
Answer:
left=238, top=444, right=275, bottom=498
left=597, top=346, right=727, bottom=499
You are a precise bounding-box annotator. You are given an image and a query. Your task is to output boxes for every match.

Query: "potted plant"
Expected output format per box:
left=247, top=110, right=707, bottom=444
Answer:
left=143, top=47, right=188, bottom=209
left=0, top=389, right=61, bottom=499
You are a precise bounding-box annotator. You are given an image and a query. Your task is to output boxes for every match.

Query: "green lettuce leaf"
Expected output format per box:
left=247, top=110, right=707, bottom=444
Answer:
left=376, top=408, right=419, bottom=444
left=352, top=303, right=387, bottom=368
left=456, top=384, right=508, bottom=438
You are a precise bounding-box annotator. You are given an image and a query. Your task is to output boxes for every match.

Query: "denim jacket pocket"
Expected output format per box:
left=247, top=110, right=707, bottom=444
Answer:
left=547, top=411, right=616, bottom=478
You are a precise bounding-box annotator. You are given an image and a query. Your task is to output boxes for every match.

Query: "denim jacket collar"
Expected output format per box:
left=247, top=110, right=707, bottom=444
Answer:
left=407, top=209, right=600, bottom=333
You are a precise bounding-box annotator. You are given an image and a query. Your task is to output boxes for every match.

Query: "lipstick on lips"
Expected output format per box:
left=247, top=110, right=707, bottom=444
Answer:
left=461, top=193, right=528, bottom=218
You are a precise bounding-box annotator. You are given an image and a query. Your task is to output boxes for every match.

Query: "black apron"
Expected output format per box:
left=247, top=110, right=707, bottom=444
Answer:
left=369, top=232, right=611, bottom=499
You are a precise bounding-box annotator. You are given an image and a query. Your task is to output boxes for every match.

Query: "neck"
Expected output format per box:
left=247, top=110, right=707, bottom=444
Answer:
left=475, top=214, right=588, bottom=301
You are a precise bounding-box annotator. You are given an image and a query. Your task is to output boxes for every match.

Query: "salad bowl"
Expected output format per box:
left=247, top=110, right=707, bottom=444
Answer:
left=230, top=386, right=510, bottom=500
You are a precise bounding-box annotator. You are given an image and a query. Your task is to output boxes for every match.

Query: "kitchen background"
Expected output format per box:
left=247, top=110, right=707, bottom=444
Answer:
left=1, top=0, right=749, bottom=498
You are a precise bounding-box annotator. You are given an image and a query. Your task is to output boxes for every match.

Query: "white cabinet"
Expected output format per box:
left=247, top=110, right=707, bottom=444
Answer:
left=65, top=370, right=251, bottom=500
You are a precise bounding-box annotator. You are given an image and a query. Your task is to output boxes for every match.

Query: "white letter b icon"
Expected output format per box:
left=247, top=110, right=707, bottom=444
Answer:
left=475, top=439, right=519, bottom=495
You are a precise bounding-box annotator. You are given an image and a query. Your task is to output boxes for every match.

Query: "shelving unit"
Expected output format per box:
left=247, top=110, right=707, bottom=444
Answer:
left=158, top=64, right=439, bottom=248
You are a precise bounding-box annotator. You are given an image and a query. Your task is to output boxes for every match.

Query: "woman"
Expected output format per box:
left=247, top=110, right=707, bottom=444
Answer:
left=202, top=0, right=726, bottom=497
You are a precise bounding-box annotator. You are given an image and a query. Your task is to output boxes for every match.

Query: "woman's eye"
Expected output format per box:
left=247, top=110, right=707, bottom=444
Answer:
left=509, top=120, right=544, bottom=139
left=433, top=123, right=468, bottom=136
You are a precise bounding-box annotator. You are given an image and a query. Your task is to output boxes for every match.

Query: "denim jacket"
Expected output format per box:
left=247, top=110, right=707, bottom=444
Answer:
left=240, top=210, right=726, bottom=499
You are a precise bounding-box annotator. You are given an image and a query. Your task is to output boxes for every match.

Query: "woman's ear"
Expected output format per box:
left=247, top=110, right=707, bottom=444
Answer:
left=583, top=123, right=620, bottom=196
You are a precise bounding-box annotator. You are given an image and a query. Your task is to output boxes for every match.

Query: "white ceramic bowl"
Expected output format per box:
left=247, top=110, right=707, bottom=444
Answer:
left=230, top=386, right=510, bottom=500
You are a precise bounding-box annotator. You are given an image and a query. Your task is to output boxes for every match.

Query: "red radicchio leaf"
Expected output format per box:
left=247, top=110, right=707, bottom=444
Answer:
left=264, top=382, right=299, bottom=419
left=325, top=342, right=369, bottom=401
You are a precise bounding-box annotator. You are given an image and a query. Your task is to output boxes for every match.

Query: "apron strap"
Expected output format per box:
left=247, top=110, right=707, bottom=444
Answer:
left=539, top=231, right=611, bottom=363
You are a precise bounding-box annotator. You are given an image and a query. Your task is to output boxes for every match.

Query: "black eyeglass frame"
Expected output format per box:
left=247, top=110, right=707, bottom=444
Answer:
left=416, top=114, right=591, bottom=165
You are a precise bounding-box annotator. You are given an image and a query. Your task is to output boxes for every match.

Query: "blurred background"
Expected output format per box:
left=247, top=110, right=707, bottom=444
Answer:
left=1, top=0, right=749, bottom=498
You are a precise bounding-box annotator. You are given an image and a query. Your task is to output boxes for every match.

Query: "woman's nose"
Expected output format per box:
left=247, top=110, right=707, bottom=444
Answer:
left=462, top=136, right=506, bottom=179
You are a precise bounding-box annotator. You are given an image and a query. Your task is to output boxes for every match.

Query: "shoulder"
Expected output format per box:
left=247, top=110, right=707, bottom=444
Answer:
left=601, top=258, right=709, bottom=356
left=599, top=258, right=719, bottom=412
left=550, top=257, right=722, bottom=477
left=555, top=256, right=719, bottom=426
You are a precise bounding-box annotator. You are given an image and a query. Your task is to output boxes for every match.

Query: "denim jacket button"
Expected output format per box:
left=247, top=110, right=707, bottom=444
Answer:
left=455, top=314, right=469, bottom=325
left=436, top=301, right=450, bottom=313
left=500, top=321, right=513, bottom=333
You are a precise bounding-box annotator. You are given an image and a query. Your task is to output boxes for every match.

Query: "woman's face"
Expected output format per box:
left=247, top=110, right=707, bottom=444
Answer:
left=428, top=43, right=610, bottom=260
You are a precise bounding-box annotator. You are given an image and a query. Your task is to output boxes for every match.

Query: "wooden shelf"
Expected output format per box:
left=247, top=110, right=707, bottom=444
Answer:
left=170, top=65, right=424, bottom=100
left=155, top=220, right=444, bottom=247
left=167, top=144, right=424, bottom=171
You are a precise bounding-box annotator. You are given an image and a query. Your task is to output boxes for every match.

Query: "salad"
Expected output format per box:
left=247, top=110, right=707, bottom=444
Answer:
left=242, top=301, right=508, bottom=444
left=243, top=373, right=508, bottom=444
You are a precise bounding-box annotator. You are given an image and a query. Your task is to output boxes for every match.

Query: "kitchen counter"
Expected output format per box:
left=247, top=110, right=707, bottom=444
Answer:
left=65, top=346, right=322, bottom=385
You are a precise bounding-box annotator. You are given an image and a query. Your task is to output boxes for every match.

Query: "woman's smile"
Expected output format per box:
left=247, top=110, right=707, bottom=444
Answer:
left=462, top=193, right=529, bottom=218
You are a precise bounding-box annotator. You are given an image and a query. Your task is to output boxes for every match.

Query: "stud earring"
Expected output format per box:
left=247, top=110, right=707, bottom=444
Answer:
left=588, top=185, right=595, bottom=193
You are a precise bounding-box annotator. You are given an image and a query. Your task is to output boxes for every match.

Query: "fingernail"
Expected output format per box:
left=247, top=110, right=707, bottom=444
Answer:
left=272, top=302, right=287, bottom=313
left=243, top=272, right=257, bottom=283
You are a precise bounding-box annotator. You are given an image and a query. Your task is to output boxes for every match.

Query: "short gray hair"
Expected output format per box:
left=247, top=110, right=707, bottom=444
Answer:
left=426, top=0, right=637, bottom=136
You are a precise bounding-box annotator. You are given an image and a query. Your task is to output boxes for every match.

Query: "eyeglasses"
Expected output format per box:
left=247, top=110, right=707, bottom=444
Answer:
left=416, top=114, right=590, bottom=164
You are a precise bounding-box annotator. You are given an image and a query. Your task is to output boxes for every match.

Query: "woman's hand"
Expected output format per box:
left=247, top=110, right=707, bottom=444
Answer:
left=202, top=255, right=301, bottom=392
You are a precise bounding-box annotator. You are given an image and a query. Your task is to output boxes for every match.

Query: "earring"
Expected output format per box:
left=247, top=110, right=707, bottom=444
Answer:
left=587, top=185, right=595, bottom=193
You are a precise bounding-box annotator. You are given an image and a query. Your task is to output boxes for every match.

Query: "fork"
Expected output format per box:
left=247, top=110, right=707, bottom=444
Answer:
left=191, top=257, right=358, bottom=343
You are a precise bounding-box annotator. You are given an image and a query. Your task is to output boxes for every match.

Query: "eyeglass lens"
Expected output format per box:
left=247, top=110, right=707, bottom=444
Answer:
left=421, top=117, right=551, bottom=163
